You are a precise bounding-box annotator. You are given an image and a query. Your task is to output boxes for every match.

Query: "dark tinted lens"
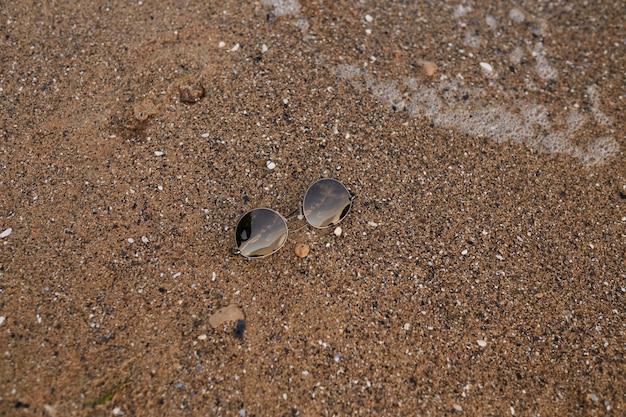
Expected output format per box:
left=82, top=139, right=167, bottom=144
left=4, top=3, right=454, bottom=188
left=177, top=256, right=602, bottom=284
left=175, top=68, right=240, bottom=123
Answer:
left=235, top=208, right=288, bottom=258
left=303, top=178, right=352, bottom=228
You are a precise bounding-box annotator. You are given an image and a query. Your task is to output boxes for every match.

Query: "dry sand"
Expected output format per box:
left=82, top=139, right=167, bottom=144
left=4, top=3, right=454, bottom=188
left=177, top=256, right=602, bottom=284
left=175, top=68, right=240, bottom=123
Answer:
left=1, top=0, right=625, bottom=415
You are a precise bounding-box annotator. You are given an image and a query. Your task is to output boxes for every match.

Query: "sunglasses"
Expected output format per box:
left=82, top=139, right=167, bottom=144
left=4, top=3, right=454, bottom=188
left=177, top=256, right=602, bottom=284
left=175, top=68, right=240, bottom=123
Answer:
left=233, top=178, right=354, bottom=258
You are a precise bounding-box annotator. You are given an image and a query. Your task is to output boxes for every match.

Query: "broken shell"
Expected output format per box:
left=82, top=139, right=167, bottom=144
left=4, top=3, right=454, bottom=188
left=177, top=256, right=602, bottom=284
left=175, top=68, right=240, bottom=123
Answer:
left=180, top=84, right=205, bottom=103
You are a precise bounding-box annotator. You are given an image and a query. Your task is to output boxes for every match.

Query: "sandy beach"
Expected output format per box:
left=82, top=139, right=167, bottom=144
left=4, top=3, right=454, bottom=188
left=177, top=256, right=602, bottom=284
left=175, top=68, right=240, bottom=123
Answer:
left=1, top=0, right=625, bottom=415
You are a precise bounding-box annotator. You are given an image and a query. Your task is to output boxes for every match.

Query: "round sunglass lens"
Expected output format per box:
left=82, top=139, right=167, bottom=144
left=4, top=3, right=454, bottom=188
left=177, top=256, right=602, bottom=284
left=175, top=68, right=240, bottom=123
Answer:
left=303, top=178, right=352, bottom=228
left=235, top=208, right=288, bottom=258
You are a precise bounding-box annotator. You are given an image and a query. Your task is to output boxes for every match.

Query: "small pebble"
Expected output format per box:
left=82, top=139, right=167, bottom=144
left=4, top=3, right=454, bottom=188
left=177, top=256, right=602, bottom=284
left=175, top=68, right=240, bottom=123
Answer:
left=365, top=14, right=373, bottom=23
left=477, top=339, right=487, bottom=347
left=197, top=334, right=207, bottom=341
left=0, top=228, right=12, bottom=238
left=334, top=226, right=342, bottom=237
left=421, top=61, right=438, bottom=77
left=367, top=221, right=378, bottom=227
left=461, top=249, right=468, bottom=255
left=0, top=316, right=5, bottom=326
left=141, top=236, right=149, bottom=243
left=218, top=41, right=226, bottom=48
left=201, top=132, right=210, bottom=138
left=113, top=408, right=124, bottom=416
left=261, top=44, right=268, bottom=53
left=127, top=238, right=134, bottom=243
left=453, top=404, right=463, bottom=412
left=208, top=304, right=245, bottom=329
left=294, top=243, right=310, bottom=258
left=154, top=151, right=164, bottom=156
left=266, top=160, right=276, bottom=170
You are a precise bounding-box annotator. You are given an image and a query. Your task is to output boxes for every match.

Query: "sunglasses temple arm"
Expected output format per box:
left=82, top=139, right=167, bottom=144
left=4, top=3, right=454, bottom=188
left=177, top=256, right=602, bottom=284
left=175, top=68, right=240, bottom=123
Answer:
left=284, top=206, right=302, bottom=220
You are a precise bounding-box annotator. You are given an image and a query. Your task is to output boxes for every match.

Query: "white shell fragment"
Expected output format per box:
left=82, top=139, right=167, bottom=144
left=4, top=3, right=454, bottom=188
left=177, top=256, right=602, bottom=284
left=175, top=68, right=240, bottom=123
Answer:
left=0, top=228, right=11, bottom=238
left=509, top=8, right=525, bottom=23
left=479, top=62, right=493, bottom=73
left=154, top=150, right=165, bottom=156
left=334, top=226, right=342, bottom=236
left=266, top=160, right=276, bottom=170
left=477, top=339, right=487, bottom=347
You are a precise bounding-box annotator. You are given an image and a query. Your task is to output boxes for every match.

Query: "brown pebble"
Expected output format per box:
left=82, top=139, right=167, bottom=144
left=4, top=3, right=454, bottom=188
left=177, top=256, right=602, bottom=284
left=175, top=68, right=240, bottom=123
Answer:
left=535, top=292, right=544, bottom=299
left=180, top=84, right=205, bottom=103
left=421, top=60, right=438, bottom=77
left=208, top=304, right=244, bottom=329
left=133, top=97, right=158, bottom=121
left=294, top=243, right=310, bottom=258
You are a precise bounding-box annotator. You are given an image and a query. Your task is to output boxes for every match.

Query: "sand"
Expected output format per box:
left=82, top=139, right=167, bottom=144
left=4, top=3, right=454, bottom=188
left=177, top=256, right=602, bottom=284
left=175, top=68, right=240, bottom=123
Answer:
left=1, top=0, right=625, bottom=415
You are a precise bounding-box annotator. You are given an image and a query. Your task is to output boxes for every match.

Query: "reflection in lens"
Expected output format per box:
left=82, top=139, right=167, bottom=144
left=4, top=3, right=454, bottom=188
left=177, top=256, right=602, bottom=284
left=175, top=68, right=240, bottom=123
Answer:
left=235, top=208, right=288, bottom=258
left=303, top=178, right=352, bottom=228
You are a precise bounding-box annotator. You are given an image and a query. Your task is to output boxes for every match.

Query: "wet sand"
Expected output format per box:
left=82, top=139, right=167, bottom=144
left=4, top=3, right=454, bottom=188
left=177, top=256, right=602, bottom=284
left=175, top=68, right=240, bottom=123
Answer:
left=1, top=0, right=625, bottom=415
